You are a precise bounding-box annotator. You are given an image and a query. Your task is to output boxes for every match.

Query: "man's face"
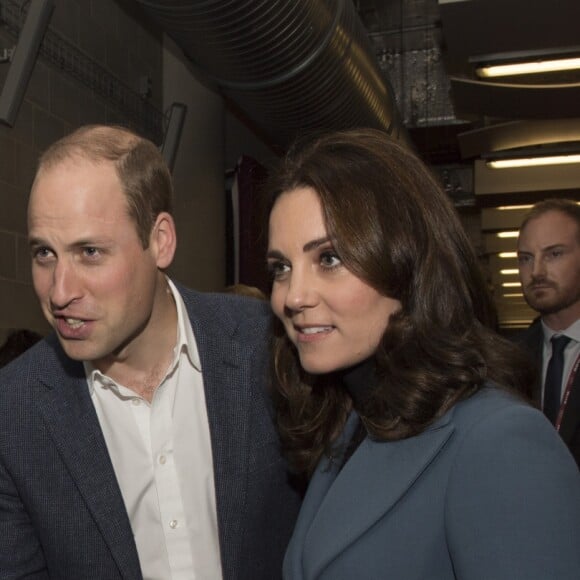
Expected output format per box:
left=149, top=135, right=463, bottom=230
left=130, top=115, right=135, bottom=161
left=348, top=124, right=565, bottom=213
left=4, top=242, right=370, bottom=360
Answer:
left=28, top=158, right=171, bottom=367
left=517, top=210, right=580, bottom=317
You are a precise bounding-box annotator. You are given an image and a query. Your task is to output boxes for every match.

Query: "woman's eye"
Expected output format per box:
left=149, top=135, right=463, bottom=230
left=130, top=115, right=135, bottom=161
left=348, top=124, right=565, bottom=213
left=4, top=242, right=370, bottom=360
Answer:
left=320, top=251, right=341, bottom=268
left=267, top=260, right=290, bottom=280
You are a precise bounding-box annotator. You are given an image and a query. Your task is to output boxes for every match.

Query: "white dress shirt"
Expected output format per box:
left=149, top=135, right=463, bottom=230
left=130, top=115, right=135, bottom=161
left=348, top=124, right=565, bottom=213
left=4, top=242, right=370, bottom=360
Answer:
left=541, top=318, right=580, bottom=404
left=86, top=279, right=222, bottom=579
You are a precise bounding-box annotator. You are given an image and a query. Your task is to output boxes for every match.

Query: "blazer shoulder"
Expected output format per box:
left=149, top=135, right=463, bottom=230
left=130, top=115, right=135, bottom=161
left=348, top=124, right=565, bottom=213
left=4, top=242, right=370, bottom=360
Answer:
left=0, top=336, right=58, bottom=384
left=178, top=284, right=271, bottom=330
left=0, top=333, right=84, bottom=393
left=513, top=318, right=543, bottom=348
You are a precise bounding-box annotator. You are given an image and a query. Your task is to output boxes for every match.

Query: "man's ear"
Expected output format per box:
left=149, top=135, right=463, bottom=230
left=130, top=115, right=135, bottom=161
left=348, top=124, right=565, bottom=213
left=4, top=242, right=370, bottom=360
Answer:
left=151, top=212, right=177, bottom=268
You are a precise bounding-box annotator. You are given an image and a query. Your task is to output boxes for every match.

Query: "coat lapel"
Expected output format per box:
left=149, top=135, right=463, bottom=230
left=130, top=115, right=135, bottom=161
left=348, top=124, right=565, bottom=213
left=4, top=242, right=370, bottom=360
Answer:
left=283, top=413, right=360, bottom=580
left=300, top=413, right=454, bottom=579
left=33, top=340, right=141, bottom=579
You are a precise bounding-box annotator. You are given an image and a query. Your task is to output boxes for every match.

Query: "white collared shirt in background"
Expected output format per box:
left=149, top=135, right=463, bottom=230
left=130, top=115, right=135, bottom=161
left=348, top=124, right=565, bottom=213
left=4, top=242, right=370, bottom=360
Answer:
left=541, top=318, right=580, bottom=404
left=86, top=279, right=222, bottom=579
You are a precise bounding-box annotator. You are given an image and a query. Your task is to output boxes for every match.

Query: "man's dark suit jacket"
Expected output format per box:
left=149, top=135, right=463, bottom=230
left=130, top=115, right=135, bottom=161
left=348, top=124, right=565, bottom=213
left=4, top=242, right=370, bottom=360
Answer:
left=0, top=286, right=301, bottom=579
left=517, top=318, right=580, bottom=468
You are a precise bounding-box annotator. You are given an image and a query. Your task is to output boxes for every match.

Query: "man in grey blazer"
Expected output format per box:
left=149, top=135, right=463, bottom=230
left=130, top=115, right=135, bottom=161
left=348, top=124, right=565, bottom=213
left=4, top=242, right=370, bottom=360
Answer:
left=516, top=199, right=580, bottom=467
left=0, top=125, right=301, bottom=579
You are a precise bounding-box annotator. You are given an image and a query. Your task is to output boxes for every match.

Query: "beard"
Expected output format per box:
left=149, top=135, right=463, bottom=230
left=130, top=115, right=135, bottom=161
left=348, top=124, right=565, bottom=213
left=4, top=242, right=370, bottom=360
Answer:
left=524, top=281, right=580, bottom=316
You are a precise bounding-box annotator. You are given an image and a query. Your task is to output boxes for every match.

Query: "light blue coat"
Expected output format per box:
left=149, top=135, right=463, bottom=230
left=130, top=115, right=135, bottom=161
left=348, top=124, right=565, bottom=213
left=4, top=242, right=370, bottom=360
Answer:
left=284, top=387, right=580, bottom=579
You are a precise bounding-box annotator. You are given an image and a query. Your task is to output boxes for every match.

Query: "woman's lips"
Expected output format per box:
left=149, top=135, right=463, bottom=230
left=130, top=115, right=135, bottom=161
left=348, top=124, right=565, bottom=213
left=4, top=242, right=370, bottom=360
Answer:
left=294, top=325, right=334, bottom=342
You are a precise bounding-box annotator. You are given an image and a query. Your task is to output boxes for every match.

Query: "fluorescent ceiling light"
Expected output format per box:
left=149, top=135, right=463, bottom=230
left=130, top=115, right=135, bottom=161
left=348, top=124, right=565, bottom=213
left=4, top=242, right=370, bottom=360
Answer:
left=487, top=154, right=580, bottom=169
left=497, top=205, right=533, bottom=210
left=477, top=56, right=580, bottom=78
left=503, top=293, right=524, bottom=298
left=500, top=269, right=519, bottom=275
left=500, top=320, right=533, bottom=327
left=502, top=282, right=522, bottom=288
left=499, top=252, right=517, bottom=258
left=497, top=231, right=519, bottom=238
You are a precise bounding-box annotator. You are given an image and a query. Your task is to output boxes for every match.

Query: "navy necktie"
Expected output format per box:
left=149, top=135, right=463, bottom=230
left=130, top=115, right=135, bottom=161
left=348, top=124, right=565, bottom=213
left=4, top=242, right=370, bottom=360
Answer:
left=543, top=335, right=571, bottom=424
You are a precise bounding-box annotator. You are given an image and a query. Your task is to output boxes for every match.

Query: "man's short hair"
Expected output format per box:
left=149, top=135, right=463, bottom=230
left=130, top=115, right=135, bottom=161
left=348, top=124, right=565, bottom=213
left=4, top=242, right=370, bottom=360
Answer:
left=34, top=125, right=173, bottom=248
left=520, top=199, right=580, bottom=242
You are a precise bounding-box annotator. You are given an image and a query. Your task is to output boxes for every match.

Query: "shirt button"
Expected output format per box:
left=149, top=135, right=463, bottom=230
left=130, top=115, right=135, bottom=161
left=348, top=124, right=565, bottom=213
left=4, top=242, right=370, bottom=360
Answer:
left=132, top=398, right=141, bottom=406
left=159, top=455, right=167, bottom=465
left=169, top=519, right=178, bottom=529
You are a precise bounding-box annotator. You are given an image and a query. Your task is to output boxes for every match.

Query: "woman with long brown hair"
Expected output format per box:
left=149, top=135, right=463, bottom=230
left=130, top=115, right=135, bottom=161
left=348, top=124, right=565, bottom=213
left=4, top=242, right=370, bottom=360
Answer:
left=265, top=128, right=580, bottom=579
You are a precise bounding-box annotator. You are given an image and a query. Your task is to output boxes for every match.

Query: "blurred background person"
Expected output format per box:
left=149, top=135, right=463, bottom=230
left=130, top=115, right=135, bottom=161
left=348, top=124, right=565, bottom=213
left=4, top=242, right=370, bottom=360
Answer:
left=0, top=329, right=42, bottom=367
left=516, top=199, right=580, bottom=466
left=224, top=283, right=267, bottom=300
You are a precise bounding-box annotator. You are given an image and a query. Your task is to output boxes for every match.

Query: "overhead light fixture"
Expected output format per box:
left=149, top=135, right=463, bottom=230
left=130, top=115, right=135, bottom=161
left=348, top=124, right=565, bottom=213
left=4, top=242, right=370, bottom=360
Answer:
left=487, top=154, right=580, bottom=169
left=502, top=282, right=522, bottom=288
left=497, top=205, right=533, bottom=210
left=498, top=252, right=518, bottom=258
left=503, top=293, right=524, bottom=298
left=476, top=56, right=580, bottom=78
left=500, top=319, right=534, bottom=328
left=500, top=269, right=519, bottom=275
left=496, top=231, right=519, bottom=238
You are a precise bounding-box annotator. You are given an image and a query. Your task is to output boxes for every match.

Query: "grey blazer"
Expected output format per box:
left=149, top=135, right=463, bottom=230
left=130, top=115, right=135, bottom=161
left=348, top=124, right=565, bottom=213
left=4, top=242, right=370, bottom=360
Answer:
left=0, top=286, right=301, bottom=579
left=284, top=387, right=580, bottom=580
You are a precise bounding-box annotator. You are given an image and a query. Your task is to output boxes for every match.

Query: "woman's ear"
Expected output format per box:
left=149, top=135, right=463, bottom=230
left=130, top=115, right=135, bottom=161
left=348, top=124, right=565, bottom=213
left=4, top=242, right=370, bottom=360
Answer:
left=151, top=212, right=177, bottom=268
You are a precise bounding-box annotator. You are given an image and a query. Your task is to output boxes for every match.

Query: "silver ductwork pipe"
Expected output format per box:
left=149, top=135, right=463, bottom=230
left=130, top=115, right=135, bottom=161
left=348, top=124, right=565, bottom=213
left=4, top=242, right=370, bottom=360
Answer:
left=135, top=0, right=405, bottom=149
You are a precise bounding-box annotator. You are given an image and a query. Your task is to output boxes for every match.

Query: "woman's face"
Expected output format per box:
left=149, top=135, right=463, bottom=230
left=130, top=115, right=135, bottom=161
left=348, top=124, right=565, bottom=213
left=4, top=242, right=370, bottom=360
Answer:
left=267, top=186, right=401, bottom=375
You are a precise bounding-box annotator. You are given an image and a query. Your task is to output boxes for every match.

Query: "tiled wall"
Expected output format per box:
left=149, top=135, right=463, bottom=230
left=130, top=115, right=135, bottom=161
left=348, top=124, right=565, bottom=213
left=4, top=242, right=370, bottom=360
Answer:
left=0, top=0, right=164, bottom=337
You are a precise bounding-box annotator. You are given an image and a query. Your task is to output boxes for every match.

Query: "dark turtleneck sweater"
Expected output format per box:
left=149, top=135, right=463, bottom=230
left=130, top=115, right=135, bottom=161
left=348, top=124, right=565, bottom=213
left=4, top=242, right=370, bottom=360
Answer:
left=337, top=358, right=377, bottom=468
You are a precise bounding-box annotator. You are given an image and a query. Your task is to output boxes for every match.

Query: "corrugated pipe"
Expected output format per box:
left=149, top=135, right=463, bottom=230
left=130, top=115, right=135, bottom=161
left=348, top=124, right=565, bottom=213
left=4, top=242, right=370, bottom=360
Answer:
left=136, top=0, right=405, bottom=149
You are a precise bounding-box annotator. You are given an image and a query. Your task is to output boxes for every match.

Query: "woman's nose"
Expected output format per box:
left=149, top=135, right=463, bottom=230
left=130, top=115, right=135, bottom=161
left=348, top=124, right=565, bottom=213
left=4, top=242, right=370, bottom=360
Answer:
left=284, top=269, right=318, bottom=313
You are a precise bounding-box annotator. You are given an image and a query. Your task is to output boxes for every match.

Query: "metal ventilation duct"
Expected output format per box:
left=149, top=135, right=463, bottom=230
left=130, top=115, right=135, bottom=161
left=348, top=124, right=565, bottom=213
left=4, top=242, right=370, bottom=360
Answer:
left=135, top=0, right=404, bottom=149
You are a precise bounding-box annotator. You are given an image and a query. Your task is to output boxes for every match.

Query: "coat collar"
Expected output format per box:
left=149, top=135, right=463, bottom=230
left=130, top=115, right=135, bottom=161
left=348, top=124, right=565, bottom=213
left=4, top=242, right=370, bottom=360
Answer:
left=285, top=409, right=455, bottom=579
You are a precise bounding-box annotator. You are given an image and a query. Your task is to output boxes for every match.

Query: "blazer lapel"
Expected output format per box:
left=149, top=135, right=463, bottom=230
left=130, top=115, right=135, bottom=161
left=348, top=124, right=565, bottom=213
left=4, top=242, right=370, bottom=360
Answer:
left=33, top=344, right=141, bottom=580
left=185, top=295, right=254, bottom=575
left=525, top=322, right=544, bottom=406
left=559, top=362, right=580, bottom=445
left=525, top=322, right=580, bottom=446
left=301, top=414, right=454, bottom=578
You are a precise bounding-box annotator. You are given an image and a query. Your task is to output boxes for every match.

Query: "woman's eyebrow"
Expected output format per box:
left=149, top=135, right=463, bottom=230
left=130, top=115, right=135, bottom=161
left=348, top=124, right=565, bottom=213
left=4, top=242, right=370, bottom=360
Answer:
left=303, top=236, right=332, bottom=253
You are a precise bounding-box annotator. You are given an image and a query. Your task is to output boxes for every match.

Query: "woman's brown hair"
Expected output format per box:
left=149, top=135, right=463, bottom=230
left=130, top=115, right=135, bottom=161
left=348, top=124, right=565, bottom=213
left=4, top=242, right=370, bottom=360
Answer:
left=264, top=128, right=533, bottom=476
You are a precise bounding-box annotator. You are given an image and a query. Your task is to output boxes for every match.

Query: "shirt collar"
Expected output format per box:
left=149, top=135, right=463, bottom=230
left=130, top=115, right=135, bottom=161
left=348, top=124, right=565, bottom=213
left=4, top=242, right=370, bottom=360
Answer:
left=542, top=318, right=580, bottom=346
left=84, top=276, right=201, bottom=395
left=168, top=277, right=201, bottom=371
